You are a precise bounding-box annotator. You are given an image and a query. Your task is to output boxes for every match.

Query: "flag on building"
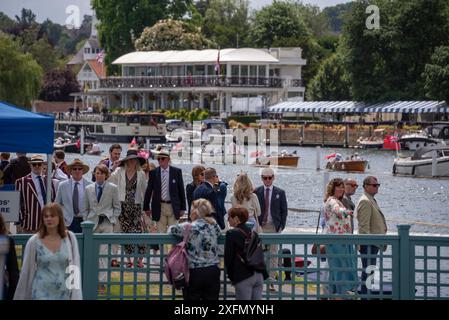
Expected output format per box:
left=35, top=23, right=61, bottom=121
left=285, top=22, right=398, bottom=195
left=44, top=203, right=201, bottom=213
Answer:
left=96, top=49, right=105, bottom=64
left=215, top=49, right=220, bottom=74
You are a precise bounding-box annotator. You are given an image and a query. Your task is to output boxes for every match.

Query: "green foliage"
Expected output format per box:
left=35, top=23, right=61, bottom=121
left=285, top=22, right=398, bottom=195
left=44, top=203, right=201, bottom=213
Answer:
left=0, top=12, right=16, bottom=32
left=28, top=37, right=60, bottom=73
left=322, top=2, right=354, bottom=34
left=0, top=32, right=42, bottom=107
left=157, top=108, right=210, bottom=121
left=423, top=46, right=449, bottom=102
left=226, top=115, right=259, bottom=125
left=39, top=68, right=80, bottom=102
left=135, top=19, right=215, bottom=51
left=203, top=0, right=250, bottom=48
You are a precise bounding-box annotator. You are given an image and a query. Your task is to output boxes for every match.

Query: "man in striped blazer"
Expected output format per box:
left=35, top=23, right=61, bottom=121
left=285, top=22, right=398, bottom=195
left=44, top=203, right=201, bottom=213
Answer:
left=15, top=155, right=56, bottom=233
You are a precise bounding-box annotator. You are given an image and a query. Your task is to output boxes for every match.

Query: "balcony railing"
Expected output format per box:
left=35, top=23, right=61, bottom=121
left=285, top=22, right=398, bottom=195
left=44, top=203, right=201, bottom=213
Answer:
left=99, top=76, right=303, bottom=90
left=11, top=223, right=449, bottom=300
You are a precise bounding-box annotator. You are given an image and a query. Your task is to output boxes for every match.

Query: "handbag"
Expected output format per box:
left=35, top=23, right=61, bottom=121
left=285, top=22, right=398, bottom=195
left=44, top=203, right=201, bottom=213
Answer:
left=311, top=208, right=326, bottom=255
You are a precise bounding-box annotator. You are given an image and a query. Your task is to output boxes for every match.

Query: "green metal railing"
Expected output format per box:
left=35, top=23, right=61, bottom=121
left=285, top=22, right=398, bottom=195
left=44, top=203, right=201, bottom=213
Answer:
left=11, top=223, right=449, bottom=300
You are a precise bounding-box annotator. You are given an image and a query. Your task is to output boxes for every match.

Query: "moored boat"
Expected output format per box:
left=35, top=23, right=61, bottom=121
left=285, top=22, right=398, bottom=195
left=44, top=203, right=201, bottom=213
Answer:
left=326, top=159, right=368, bottom=172
left=252, top=151, right=299, bottom=168
left=393, top=146, right=449, bottom=177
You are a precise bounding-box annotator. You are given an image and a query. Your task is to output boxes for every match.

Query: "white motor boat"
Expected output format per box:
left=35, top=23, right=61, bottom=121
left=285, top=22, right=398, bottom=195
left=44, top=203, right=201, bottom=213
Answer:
left=393, top=146, right=449, bottom=177
left=398, top=131, right=446, bottom=150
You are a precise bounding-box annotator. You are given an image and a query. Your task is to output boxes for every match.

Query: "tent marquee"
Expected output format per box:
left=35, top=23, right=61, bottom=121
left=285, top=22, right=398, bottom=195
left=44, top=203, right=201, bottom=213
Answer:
left=268, top=101, right=448, bottom=114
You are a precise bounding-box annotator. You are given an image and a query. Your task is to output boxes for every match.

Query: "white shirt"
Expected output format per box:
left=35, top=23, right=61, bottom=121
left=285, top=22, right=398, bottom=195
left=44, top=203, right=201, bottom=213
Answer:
left=264, top=185, right=274, bottom=223
left=161, top=167, right=171, bottom=201
left=31, top=172, right=45, bottom=208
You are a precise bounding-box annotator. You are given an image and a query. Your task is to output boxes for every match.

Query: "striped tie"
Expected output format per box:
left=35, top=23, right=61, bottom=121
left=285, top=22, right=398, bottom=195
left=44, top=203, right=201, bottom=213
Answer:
left=161, top=169, right=169, bottom=201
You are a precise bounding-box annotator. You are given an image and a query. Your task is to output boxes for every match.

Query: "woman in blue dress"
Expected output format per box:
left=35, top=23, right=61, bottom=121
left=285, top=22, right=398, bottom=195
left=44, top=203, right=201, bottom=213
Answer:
left=14, top=203, right=82, bottom=300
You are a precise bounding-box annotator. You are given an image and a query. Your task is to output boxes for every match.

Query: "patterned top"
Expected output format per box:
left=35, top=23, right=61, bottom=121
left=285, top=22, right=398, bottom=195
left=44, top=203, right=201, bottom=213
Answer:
left=169, top=219, right=221, bottom=269
left=125, top=173, right=137, bottom=204
left=31, top=237, right=71, bottom=300
left=324, top=196, right=353, bottom=235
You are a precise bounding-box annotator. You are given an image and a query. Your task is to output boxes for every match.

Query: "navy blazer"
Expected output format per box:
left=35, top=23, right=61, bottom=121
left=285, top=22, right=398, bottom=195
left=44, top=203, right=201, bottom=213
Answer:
left=254, top=185, right=288, bottom=232
left=143, top=166, right=186, bottom=221
left=192, top=182, right=225, bottom=229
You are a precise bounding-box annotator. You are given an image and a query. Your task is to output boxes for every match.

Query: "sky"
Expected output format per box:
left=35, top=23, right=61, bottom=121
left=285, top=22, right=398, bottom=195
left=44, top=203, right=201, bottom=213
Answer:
left=0, top=0, right=351, bottom=26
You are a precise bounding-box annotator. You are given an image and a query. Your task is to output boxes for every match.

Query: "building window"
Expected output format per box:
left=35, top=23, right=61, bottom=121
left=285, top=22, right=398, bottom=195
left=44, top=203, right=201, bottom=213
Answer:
left=111, top=126, right=116, bottom=134
left=96, top=125, right=104, bottom=133
left=259, top=65, right=266, bottom=77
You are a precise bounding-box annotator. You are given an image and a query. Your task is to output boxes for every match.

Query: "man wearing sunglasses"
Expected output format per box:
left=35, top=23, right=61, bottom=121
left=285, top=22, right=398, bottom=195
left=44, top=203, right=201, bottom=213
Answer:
left=254, top=168, right=288, bottom=291
left=355, top=175, right=387, bottom=295
left=15, top=155, right=56, bottom=233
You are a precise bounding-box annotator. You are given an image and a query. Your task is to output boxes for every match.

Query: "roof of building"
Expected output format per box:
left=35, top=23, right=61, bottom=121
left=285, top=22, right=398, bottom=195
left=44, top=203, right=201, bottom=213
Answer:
left=32, top=100, right=74, bottom=114
left=268, top=101, right=449, bottom=114
left=67, top=47, right=84, bottom=65
left=87, top=37, right=101, bottom=49
left=85, top=59, right=106, bottom=79
left=113, top=48, right=280, bottom=65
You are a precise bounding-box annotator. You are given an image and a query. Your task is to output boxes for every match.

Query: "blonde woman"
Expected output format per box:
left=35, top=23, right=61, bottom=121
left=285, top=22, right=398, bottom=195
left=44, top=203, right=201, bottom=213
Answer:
left=169, top=199, right=221, bottom=300
left=230, top=173, right=262, bottom=232
left=109, top=149, right=148, bottom=268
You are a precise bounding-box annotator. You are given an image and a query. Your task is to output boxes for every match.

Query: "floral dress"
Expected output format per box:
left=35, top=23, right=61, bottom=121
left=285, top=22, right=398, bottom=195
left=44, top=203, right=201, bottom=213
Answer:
left=323, top=196, right=358, bottom=295
left=119, top=172, right=146, bottom=255
left=31, top=237, right=70, bottom=300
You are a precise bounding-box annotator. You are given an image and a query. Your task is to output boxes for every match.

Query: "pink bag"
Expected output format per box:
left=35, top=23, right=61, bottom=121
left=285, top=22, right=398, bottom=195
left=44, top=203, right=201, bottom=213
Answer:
left=164, top=223, right=192, bottom=289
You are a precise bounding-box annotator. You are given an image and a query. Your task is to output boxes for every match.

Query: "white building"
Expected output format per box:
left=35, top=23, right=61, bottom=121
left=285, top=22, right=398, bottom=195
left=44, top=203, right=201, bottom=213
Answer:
left=87, top=47, right=306, bottom=116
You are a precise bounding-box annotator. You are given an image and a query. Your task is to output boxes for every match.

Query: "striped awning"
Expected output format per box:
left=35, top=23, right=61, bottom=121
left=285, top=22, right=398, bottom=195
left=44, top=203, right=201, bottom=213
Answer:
left=268, top=101, right=448, bottom=114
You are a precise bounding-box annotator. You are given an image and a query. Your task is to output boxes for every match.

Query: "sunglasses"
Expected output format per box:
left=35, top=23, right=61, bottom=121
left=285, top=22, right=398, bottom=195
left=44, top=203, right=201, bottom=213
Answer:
left=71, top=167, right=84, bottom=171
left=348, top=184, right=358, bottom=188
left=262, top=176, right=273, bottom=180
left=31, top=163, right=42, bottom=167
left=366, top=183, right=380, bottom=187
left=156, top=157, right=167, bottom=161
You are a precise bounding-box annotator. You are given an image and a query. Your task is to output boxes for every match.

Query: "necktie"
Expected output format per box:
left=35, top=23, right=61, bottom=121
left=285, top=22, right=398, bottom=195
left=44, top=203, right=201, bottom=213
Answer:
left=73, top=182, right=79, bottom=216
left=161, top=170, right=169, bottom=201
left=37, top=176, right=46, bottom=204
left=263, top=188, right=270, bottom=225
left=97, top=185, right=103, bottom=202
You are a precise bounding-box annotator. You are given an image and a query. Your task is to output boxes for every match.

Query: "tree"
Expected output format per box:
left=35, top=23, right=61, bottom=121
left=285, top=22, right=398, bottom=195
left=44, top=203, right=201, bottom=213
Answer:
left=28, top=37, right=60, bottom=73
left=39, top=68, right=80, bottom=101
left=322, top=2, right=354, bottom=34
left=135, top=19, right=215, bottom=51
left=307, top=52, right=351, bottom=101
left=0, top=32, right=42, bottom=107
left=15, top=8, right=36, bottom=31
left=203, top=0, right=250, bottom=48
left=0, top=12, right=16, bottom=32
left=423, top=46, right=449, bottom=102
left=92, top=0, right=193, bottom=73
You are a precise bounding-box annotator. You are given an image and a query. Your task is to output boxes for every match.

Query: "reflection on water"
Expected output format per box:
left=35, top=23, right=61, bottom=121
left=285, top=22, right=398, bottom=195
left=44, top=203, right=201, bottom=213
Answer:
left=64, top=144, right=449, bottom=236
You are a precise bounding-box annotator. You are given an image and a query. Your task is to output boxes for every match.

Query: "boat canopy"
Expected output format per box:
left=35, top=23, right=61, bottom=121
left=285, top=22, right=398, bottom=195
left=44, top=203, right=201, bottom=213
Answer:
left=411, top=146, right=449, bottom=160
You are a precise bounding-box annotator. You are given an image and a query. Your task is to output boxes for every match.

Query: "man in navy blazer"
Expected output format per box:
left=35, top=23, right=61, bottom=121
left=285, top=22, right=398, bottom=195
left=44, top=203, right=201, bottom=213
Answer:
left=143, top=150, right=186, bottom=233
left=254, top=167, right=288, bottom=287
left=192, top=167, right=225, bottom=229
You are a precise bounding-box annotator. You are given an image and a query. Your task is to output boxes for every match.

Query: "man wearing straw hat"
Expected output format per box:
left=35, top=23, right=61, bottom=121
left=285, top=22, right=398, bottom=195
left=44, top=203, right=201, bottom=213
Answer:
left=55, top=159, right=92, bottom=233
left=15, top=155, right=56, bottom=233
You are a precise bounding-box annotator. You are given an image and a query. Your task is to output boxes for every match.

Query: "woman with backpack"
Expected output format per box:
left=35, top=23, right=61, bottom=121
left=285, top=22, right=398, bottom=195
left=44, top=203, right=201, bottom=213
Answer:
left=169, top=199, right=221, bottom=300
left=224, top=207, right=268, bottom=300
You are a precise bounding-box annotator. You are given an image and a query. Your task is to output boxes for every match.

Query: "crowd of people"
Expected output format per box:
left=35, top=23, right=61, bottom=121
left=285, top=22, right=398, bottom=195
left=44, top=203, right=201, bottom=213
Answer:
left=0, top=145, right=387, bottom=301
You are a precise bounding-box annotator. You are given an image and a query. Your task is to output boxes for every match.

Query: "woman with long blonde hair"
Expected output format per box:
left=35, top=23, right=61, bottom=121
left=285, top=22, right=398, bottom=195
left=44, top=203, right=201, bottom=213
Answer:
left=230, top=173, right=261, bottom=232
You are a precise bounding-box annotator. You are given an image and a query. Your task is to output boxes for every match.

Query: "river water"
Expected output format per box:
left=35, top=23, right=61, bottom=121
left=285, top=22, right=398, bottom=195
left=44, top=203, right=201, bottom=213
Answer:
left=65, top=143, right=449, bottom=236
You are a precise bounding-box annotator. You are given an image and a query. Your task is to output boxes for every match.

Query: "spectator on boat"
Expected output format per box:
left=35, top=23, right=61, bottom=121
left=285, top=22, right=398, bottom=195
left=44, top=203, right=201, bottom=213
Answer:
left=193, top=167, right=225, bottom=230
left=92, top=144, right=123, bottom=182
left=0, top=152, right=10, bottom=171
left=224, top=207, right=268, bottom=300
left=169, top=199, right=221, bottom=300
left=109, top=149, right=148, bottom=268
left=3, top=153, right=30, bottom=185
left=342, top=178, right=358, bottom=233
left=54, top=150, right=69, bottom=177
left=14, top=203, right=82, bottom=300
left=83, top=164, right=120, bottom=292
left=186, top=165, right=206, bottom=220
left=144, top=150, right=186, bottom=264
left=355, top=176, right=387, bottom=295
left=15, top=155, right=56, bottom=233
left=231, top=173, right=261, bottom=233
left=55, top=159, right=92, bottom=233
left=0, top=213, right=19, bottom=300
left=254, top=167, right=288, bottom=291
left=323, top=178, right=357, bottom=298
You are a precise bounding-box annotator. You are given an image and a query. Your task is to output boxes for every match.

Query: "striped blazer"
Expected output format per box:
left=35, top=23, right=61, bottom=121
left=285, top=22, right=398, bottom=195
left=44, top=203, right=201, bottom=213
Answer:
left=15, top=174, right=56, bottom=232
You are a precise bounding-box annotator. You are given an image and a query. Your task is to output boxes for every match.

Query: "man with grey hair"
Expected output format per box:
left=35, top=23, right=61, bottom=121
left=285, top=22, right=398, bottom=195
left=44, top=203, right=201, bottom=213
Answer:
left=355, top=175, right=387, bottom=295
left=342, top=178, right=358, bottom=233
left=254, top=167, right=288, bottom=291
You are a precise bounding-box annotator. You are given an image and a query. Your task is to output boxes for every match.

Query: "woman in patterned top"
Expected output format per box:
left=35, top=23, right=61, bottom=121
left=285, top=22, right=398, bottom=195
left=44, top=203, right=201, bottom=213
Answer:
left=169, top=199, right=221, bottom=300
left=323, top=178, right=357, bottom=298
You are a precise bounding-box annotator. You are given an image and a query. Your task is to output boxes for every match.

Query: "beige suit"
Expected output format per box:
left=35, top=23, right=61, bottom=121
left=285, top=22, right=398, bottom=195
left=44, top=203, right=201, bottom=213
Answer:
left=355, top=192, right=387, bottom=235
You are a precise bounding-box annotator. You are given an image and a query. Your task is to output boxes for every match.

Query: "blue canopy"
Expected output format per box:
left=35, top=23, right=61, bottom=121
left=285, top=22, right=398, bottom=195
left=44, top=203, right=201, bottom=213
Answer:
left=0, top=101, right=54, bottom=154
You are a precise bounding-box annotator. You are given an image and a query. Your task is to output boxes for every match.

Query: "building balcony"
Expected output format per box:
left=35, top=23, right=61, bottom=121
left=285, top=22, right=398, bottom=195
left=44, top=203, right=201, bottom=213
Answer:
left=99, top=75, right=303, bottom=90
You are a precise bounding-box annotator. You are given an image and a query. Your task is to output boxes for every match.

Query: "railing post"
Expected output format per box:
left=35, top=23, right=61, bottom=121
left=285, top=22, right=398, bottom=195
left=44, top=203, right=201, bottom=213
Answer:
left=398, top=225, right=412, bottom=300
left=81, top=221, right=96, bottom=300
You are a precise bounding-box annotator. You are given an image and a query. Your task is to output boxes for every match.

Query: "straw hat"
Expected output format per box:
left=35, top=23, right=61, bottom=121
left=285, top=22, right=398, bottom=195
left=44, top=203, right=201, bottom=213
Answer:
left=119, top=149, right=146, bottom=166
left=67, top=158, right=90, bottom=174
left=28, top=154, right=45, bottom=164
left=154, top=149, right=170, bottom=159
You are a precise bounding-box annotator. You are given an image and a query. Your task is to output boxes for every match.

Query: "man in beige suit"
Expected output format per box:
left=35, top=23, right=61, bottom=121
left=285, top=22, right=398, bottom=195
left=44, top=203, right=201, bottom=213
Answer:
left=82, top=164, right=120, bottom=293
left=355, top=175, right=387, bottom=295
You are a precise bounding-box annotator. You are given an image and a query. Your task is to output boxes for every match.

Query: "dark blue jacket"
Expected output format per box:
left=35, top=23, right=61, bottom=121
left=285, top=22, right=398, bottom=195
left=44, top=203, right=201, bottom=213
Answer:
left=193, top=182, right=225, bottom=229
left=254, top=185, right=288, bottom=232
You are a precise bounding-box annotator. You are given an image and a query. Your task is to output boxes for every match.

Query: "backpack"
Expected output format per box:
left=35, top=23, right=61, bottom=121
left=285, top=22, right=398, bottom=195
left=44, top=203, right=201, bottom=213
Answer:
left=236, top=228, right=266, bottom=271
left=164, top=224, right=192, bottom=290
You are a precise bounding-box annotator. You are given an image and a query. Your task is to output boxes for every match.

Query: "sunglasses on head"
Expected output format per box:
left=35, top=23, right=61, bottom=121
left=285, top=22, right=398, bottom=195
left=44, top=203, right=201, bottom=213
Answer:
left=262, top=176, right=273, bottom=180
